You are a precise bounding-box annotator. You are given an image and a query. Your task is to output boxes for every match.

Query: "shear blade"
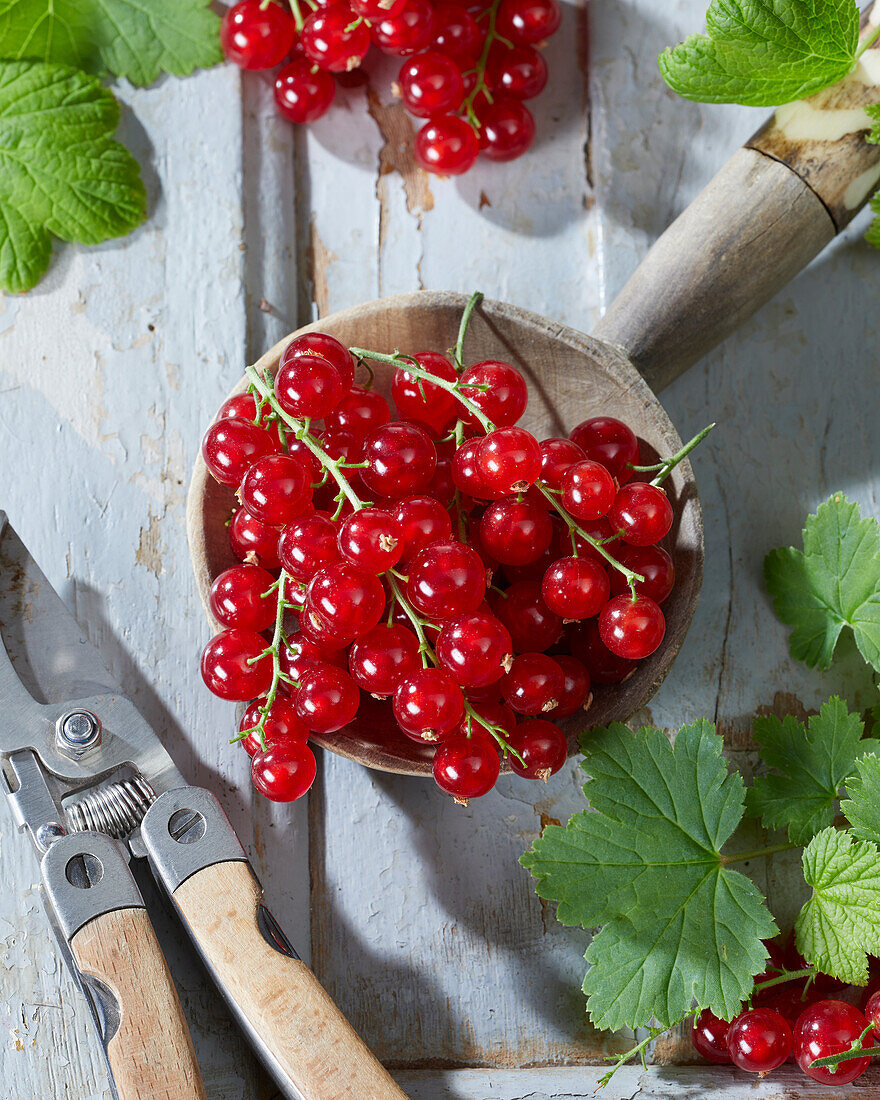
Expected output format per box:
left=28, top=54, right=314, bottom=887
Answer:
left=0, top=512, right=185, bottom=798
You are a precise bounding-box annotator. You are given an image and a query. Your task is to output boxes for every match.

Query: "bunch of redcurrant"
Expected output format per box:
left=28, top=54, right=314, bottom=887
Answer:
left=691, top=932, right=880, bottom=1083
left=199, top=293, right=705, bottom=803
left=219, top=0, right=561, bottom=173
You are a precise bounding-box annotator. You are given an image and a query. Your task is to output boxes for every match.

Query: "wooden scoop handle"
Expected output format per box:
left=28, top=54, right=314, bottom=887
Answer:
left=593, top=28, right=880, bottom=392
left=70, top=907, right=206, bottom=1100
left=173, top=859, right=408, bottom=1100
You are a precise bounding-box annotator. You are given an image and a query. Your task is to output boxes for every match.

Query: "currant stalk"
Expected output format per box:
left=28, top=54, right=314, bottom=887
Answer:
left=809, top=1025, right=878, bottom=1070
left=461, top=0, right=504, bottom=128
left=627, top=423, right=716, bottom=486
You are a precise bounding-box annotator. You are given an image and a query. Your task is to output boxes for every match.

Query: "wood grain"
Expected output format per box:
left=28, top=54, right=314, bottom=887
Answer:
left=69, top=907, right=206, bottom=1100
left=173, top=859, right=409, bottom=1100
left=187, top=291, right=704, bottom=776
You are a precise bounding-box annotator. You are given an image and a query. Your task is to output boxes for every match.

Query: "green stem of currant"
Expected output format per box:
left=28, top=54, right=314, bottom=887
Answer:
left=387, top=575, right=438, bottom=668
left=451, top=418, right=469, bottom=542
left=246, top=363, right=364, bottom=512
left=235, top=570, right=297, bottom=750
left=462, top=0, right=503, bottom=127
left=454, top=290, right=484, bottom=369
left=627, top=423, right=715, bottom=486
left=856, top=21, right=880, bottom=61
left=721, top=840, right=800, bottom=864
left=349, top=347, right=496, bottom=434
left=810, top=1025, right=878, bottom=1070
left=286, top=0, right=306, bottom=31
left=461, top=698, right=525, bottom=766
left=598, top=1019, right=686, bottom=1088
left=534, top=481, right=644, bottom=587
left=750, top=967, right=817, bottom=998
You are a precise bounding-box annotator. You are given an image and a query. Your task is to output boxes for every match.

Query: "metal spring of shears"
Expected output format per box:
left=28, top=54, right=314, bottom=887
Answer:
left=65, top=773, right=156, bottom=839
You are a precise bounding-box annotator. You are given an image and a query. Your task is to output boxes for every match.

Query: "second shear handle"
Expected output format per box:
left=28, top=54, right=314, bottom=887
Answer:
left=141, top=787, right=409, bottom=1100
left=41, top=831, right=206, bottom=1100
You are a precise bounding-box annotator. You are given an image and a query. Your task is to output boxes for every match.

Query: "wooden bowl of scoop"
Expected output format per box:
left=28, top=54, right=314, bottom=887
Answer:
left=188, top=291, right=703, bottom=775
left=189, top=65, right=880, bottom=775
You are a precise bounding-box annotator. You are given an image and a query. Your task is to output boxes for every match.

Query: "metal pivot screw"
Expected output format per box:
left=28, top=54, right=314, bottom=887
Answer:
left=56, top=710, right=102, bottom=760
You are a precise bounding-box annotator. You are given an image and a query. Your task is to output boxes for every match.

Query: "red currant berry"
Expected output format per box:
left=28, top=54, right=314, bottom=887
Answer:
left=240, top=453, right=313, bottom=526
left=794, top=1000, right=872, bottom=1084
left=209, top=564, right=278, bottom=632
left=567, top=619, right=636, bottom=684
left=305, top=561, right=385, bottom=641
left=538, top=437, right=586, bottom=491
left=436, top=612, right=513, bottom=688
left=489, top=579, right=562, bottom=652
left=608, top=543, right=675, bottom=604
left=361, top=421, right=437, bottom=498
left=274, top=59, right=336, bottom=124
left=397, top=52, right=465, bottom=119
left=546, top=655, right=590, bottom=719
left=371, top=0, right=435, bottom=55
left=608, top=482, right=673, bottom=546
left=415, top=114, right=479, bottom=175
left=391, top=350, right=458, bottom=430
left=302, top=7, right=371, bottom=72
left=561, top=459, right=616, bottom=522
left=486, top=43, right=547, bottom=99
left=540, top=555, right=610, bottom=620
left=324, top=385, right=390, bottom=436
left=221, top=0, right=296, bottom=70
left=280, top=632, right=346, bottom=683
left=506, top=717, right=567, bottom=779
left=502, top=653, right=564, bottom=714
left=407, top=539, right=487, bottom=617
left=202, top=417, right=278, bottom=487
left=727, top=1008, right=791, bottom=1073
left=336, top=508, right=403, bottom=572
left=294, top=664, right=360, bottom=732
left=351, top=0, right=407, bottom=17
left=865, top=990, right=880, bottom=1038
left=495, top=0, right=561, bottom=45
left=431, top=4, right=483, bottom=60
left=691, top=1010, right=732, bottom=1064
left=275, top=354, right=344, bottom=419
left=569, top=415, right=639, bottom=485
left=459, top=360, right=528, bottom=427
left=229, top=508, right=282, bottom=568
left=201, top=629, right=272, bottom=701
left=348, top=623, right=422, bottom=695
left=477, top=427, right=542, bottom=495
left=599, top=593, right=665, bottom=660
left=451, top=437, right=491, bottom=498
left=479, top=495, right=553, bottom=566
left=283, top=331, right=355, bottom=390
left=475, top=97, right=535, bottom=161
left=251, top=742, right=317, bottom=801
left=433, top=730, right=500, bottom=800
left=279, top=512, right=341, bottom=583
left=215, top=393, right=282, bottom=446
left=391, top=495, right=453, bottom=562
left=299, top=603, right=353, bottom=651
left=239, top=696, right=309, bottom=756
left=394, top=666, right=465, bottom=741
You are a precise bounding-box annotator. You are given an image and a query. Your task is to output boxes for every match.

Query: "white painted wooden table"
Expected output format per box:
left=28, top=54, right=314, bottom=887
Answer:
left=2, top=1, right=880, bottom=1097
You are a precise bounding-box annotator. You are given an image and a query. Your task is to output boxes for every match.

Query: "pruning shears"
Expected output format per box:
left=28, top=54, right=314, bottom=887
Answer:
left=0, top=511, right=408, bottom=1100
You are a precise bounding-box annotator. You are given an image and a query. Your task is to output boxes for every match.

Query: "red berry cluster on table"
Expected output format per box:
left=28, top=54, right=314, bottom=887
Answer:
left=200, top=292, right=709, bottom=803
left=691, top=932, right=880, bottom=1084
left=219, top=0, right=561, bottom=173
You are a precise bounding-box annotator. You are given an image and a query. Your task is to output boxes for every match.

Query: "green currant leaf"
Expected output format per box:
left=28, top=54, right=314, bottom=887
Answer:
left=520, top=720, right=776, bottom=1031
left=659, top=0, right=861, bottom=107
left=795, top=826, right=880, bottom=984
left=745, top=697, right=880, bottom=844
left=842, top=753, right=880, bottom=844
left=0, top=0, right=222, bottom=86
left=0, top=62, right=146, bottom=293
left=764, top=493, right=880, bottom=671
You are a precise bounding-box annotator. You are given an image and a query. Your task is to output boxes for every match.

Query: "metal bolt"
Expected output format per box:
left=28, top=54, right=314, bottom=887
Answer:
left=168, top=808, right=207, bottom=845
left=55, top=710, right=101, bottom=761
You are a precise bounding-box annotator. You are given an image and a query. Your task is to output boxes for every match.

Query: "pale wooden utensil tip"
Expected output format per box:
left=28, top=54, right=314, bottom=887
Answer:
left=188, top=291, right=703, bottom=776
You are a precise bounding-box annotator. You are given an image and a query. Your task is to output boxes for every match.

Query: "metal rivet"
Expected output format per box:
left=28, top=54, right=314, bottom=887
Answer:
left=65, top=852, right=104, bottom=889
left=167, top=808, right=207, bottom=845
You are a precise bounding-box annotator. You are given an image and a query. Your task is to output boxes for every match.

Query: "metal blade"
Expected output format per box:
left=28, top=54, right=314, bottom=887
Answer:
left=0, top=512, right=186, bottom=801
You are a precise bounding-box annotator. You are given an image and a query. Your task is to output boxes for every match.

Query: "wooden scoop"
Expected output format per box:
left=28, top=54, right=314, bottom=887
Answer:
left=189, top=48, right=880, bottom=777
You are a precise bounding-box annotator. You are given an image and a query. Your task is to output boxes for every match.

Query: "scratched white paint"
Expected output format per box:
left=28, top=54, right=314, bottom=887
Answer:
left=2, top=0, right=880, bottom=1097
